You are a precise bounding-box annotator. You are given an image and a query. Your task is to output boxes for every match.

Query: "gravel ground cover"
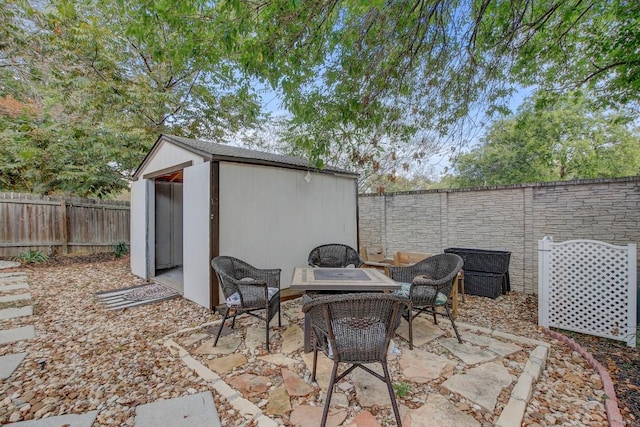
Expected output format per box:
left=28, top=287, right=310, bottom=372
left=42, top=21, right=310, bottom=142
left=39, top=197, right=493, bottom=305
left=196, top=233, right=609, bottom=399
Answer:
left=0, top=254, right=636, bottom=426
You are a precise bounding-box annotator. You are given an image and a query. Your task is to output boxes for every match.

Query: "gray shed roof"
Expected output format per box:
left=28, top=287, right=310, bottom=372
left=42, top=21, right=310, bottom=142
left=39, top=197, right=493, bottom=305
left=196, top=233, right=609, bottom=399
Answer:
left=133, top=134, right=358, bottom=179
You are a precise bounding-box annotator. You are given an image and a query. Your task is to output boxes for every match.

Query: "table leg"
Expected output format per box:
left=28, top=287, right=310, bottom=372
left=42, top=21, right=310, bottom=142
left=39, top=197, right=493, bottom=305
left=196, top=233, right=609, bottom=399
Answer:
left=304, top=312, right=312, bottom=353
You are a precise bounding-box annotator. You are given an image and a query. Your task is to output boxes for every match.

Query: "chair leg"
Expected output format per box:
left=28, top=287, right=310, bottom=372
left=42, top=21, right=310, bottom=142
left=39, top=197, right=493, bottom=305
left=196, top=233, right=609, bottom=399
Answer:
left=312, top=347, right=319, bottom=382
left=214, top=307, right=231, bottom=346
left=382, top=361, right=403, bottom=427
left=265, top=320, right=270, bottom=352
left=311, top=348, right=318, bottom=381
left=444, top=304, right=463, bottom=344
left=321, top=362, right=339, bottom=427
left=231, top=311, right=238, bottom=329
left=407, top=310, right=414, bottom=350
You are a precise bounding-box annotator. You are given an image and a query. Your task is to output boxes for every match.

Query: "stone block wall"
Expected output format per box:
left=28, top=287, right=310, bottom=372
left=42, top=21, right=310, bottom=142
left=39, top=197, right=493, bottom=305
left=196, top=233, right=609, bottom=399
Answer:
left=358, top=177, right=640, bottom=293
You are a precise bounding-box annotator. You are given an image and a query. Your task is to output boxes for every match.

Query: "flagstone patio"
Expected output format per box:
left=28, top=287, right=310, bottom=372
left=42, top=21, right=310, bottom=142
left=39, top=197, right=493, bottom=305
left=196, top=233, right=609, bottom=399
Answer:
left=164, top=299, right=553, bottom=426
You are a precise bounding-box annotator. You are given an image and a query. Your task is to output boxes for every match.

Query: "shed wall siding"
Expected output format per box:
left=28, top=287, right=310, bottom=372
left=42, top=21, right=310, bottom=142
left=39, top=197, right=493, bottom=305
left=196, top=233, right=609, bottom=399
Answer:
left=219, top=163, right=358, bottom=287
left=140, top=140, right=204, bottom=176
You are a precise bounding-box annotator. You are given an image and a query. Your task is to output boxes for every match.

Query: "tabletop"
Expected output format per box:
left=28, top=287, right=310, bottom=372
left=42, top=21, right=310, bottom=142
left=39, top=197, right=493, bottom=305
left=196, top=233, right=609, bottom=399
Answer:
left=290, top=267, right=400, bottom=292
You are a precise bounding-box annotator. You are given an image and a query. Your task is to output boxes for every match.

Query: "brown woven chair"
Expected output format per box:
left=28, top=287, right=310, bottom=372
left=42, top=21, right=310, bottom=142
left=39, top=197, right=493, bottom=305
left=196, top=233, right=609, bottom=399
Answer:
left=387, top=253, right=464, bottom=348
left=302, top=293, right=407, bottom=427
left=211, top=256, right=281, bottom=351
left=308, top=244, right=363, bottom=268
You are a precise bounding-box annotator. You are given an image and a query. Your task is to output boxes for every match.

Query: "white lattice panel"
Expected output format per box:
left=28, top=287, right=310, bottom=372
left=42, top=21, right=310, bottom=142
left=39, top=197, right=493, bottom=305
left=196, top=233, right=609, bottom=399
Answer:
left=538, top=237, right=637, bottom=347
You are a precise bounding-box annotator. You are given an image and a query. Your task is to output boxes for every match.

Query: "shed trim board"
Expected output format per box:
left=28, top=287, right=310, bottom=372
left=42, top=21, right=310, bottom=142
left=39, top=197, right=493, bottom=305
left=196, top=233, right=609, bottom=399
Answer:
left=133, top=135, right=358, bottom=181
left=143, top=161, right=193, bottom=180
left=130, top=135, right=359, bottom=310
left=210, top=161, right=220, bottom=308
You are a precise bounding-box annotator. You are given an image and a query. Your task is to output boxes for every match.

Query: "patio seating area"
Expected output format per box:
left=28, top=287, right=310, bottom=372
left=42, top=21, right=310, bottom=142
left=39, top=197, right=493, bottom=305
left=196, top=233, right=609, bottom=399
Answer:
left=0, top=257, right=617, bottom=426
left=165, top=291, right=608, bottom=426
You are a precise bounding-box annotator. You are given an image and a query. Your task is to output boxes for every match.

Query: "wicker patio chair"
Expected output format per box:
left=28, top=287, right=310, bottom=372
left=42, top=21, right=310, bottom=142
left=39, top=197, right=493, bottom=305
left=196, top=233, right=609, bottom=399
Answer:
left=387, top=253, right=464, bottom=348
left=211, top=256, right=281, bottom=351
left=302, top=293, right=407, bottom=427
left=307, top=243, right=363, bottom=268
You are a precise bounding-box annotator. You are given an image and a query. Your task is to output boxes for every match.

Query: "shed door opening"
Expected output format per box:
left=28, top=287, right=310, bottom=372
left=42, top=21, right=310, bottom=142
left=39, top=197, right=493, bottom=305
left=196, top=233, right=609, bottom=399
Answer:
left=153, top=170, right=184, bottom=292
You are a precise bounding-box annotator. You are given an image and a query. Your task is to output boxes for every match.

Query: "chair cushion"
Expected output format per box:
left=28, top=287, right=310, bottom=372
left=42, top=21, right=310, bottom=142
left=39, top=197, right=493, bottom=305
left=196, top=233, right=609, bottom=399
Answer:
left=225, top=286, right=279, bottom=307
left=393, top=282, right=448, bottom=305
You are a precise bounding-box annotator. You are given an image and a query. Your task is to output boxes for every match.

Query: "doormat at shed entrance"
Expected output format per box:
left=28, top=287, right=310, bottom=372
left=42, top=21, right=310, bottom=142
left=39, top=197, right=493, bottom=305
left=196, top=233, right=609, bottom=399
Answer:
left=95, top=282, right=180, bottom=310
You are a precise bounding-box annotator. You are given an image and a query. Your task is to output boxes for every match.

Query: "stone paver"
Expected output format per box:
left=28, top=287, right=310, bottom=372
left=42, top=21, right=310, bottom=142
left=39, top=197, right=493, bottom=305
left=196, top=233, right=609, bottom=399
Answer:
left=395, top=316, right=443, bottom=346
left=289, top=405, right=347, bottom=427
left=245, top=322, right=270, bottom=350
left=7, top=412, right=98, bottom=427
left=0, top=274, right=27, bottom=284
left=0, top=260, right=21, bottom=269
left=258, top=353, right=299, bottom=368
left=181, top=332, right=208, bottom=347
left=0, top=293, right=31, bottom=303
left=266, top=385, right=291, bottom=416
left=282, top=367, right=314, bottom=396
left=352, top=365, right=395, bottom=408
left=404, top=394, right=480, bottom=427
left=301, top=350, right=334, bottom=390
left=441, top=361, right=513, bottom=411
left=227, top=373, right=271, bottom=396
left=398, top=349, right=454, bottom=383
left=346, top=410, right=382, bottom=427
left=0, top=352, right=28, bottom=379
left=0, top=325, right=36, bottom=345
left=495, top=398, right=527, bottom=427
left=135, top=391, right=220, bottom=427
left=461, top=333, right=522, bottom=357
left=280, top=324, right=304, bottom=354
left=194, top=336, right=241, bottom=355
left=439, top=338, right=498, bottom=365
left=206, top=353, right=247, bottom=374
left=0, top=282, right=29, bottom=291
left=0, top=306, right=33, bottom=320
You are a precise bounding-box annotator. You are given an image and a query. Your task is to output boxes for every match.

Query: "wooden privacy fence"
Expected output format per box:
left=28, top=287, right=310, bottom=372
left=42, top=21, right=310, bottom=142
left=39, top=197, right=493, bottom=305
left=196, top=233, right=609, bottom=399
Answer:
left=0, top=192, right=130, bottom=257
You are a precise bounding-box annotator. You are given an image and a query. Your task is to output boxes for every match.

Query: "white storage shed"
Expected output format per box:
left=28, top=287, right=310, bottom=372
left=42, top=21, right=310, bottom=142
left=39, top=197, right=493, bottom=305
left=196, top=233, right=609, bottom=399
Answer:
left=130, top=134, right=360, bottom=309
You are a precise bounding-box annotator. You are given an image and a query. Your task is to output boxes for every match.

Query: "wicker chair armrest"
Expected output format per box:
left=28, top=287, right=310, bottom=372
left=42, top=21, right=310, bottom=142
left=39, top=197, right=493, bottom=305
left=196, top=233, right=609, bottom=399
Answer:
left=236, top=280, right=276, bottom=308
left=409, top=277, right=452, bottom=296
left=257, top=268, right=282, bottom=276
left=411, top=271, right=458, bottom=288
left=302, top=293, right=332, bottom=313
left=255, top=268, right=282, bottom=288
left=234, top=278, right=268, bottom=289
left=387, top=263, right=429, bottom=283
left=237, top=267, right=281, bottom=288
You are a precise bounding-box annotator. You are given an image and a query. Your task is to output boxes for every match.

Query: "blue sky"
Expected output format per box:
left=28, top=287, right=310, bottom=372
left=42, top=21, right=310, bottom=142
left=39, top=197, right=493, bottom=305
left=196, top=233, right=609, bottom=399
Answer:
left=253, top=82, right=536, bottom=180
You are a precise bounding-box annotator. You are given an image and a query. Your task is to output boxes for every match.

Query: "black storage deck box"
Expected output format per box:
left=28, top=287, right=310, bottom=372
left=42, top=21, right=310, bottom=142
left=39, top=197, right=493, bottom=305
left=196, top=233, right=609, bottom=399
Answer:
left=463, top=271, right=504, bottom=299
left=444, top=248, right=511, bottom=274
left=444, top=247, right=511, bottom=297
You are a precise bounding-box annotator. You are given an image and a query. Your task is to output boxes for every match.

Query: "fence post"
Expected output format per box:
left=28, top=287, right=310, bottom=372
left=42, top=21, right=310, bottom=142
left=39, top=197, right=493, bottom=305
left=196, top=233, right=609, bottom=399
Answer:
left=60, top=200, right=68, bottom=254
left=537, top=236, right=552, bottom=328
left=627, top=243, right=637, bottom=347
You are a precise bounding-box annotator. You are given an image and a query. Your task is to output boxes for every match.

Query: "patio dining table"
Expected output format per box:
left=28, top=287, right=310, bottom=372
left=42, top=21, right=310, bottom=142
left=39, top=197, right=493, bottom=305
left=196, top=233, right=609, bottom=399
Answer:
left=290, top=267, right=401, bottom=352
